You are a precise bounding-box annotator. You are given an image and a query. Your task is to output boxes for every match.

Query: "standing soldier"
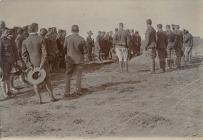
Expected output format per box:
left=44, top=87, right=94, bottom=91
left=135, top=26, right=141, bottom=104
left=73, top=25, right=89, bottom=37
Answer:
left=0, top=29, right=18, bottom=98
left=108, top=31, right=114, bottom=59
left=156, top=24, right=167, bottom=72
left=173, top=25, right=183, bottom=69
left=183, top=29, right=193, bottom=65
left=45, top=29, right=59, bottom=72
left=22, top=23, right=57, bottom=104
left=113, top=23, right=129, bottom=72
left=96, top=31, right=102, bottom=61
left=135, top=31, right=141, bottom=56
left=56, top=29, right=66, bottom=70
left=165, top=25, right=175, bottom=69
left=64, top=25, right=86, bottom=98
left=86, top=30, right=94, bottom=61
left=144, top=19, right=157, bottom=73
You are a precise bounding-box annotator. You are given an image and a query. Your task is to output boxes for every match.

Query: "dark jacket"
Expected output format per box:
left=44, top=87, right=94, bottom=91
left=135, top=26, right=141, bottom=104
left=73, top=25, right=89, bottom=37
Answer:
left=156, top=31, right=167, bottom=51
left=144, top=26, right=156, bottom=50
left=165, top=30, right=175, bottom=49
left=0, top=37, right=17, bottom=66
left=173, top=30, right=183, bottom=50
left=64, top=33, right=86, bottom=64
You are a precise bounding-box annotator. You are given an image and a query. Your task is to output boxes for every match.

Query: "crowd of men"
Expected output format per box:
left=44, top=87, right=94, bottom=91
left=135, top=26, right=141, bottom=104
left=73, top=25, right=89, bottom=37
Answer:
left=0, top=19, right=193, bottom=104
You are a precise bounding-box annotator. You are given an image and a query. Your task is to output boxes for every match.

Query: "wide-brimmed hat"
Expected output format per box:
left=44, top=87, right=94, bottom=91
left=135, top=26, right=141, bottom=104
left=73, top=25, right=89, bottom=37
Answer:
left=27, top=67, right=46, bottom=85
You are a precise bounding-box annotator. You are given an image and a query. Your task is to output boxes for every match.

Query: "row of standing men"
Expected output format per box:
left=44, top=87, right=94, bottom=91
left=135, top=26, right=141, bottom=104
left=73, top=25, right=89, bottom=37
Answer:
left=0, top=19, right=193, bottom=103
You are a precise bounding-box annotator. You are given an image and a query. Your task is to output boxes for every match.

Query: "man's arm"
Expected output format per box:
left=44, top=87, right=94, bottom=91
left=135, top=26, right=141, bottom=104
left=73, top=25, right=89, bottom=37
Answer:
left=144, top=29, right=150, bottom=50
left=22, top=41, right=32, bottom=68
left=0, top=41, right=3, bottom=67
left=40, top=39, right=48, bottom=69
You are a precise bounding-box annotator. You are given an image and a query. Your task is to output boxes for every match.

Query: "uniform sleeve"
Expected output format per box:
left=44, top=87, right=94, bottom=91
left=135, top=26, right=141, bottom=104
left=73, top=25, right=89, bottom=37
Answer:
left=12, top=41, right=19, bottom=62
left=64, top=38, right=67, bottom=54
left=22, top=41, right=32, bottom=67
left=144, top=29, right=150, bottom=49
left=79, top=38, right=86, bottom=55
left=190, top=34, right=193, bottom=47
left=0, top=41, right=3, bottom=67
left=40, top=39, right=48, bottom=68
left=126, top=34, right=131, bottom=48
left=183, top=34, right=190, bottom=43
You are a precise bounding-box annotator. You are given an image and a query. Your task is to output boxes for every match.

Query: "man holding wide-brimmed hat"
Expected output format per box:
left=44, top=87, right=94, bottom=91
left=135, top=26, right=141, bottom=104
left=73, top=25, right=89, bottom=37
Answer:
left=22, top=23, right=57, bottom=104
left=64, top=25, right=86, bottom=97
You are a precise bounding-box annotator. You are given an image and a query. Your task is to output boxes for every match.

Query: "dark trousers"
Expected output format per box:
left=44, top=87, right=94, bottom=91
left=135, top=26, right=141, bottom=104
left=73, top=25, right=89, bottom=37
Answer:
left=65, top=64, right=84, bottom=94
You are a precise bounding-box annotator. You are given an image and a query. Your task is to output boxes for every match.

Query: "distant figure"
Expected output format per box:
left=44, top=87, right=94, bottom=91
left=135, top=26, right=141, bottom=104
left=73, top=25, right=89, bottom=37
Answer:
left=165, top=25, right=175, bottom=69
left=113, top=23, right=129, bottom=72
left=86, top=30, right=94, bottom=61
left=64, top=25, right=86, bottom=97
left=135, top=30, right=141, bottom=56
left=22, top=23, right=57, bottom=104
left=0, top=29, right=18, bottom=98
left=156, top=24, right=167, bottom=72
left=144, top=19, right=157, bottom=73
left=183, top=29, right=193, bottom=65
left=173, top=25, right=183, bottom=69
left=56, top=29, right=66, bottom=70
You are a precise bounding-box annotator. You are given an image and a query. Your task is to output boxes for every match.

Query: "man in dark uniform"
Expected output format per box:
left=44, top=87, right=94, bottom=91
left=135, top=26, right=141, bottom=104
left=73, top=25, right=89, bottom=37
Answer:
left=156, top=24, right=167, bottom=72
left=165, top=25, right=175, bottom=69
left=144, top=19, right=157, bottom=73
left=56, top=29, right=66, bottom=70
left=173, top=25, right=183, bottom=69
left=64, top=25, right=86, bottom=97
left=45, top=29, right=59, bottom=72
left=0, top=29, right=18, bottom=98
left=22, top=23, right=57, bottom=104
left=113, top=22, right=129, bottom=72
left=86, top=30, right=94, bottom=61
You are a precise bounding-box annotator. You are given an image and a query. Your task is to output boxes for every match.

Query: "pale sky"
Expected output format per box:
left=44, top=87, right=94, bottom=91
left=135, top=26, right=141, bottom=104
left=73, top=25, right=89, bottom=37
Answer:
left=0, top=0, right=202, bottom=38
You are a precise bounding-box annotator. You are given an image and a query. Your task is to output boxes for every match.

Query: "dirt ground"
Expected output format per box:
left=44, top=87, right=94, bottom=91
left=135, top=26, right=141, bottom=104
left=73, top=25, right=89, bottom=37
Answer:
left=0, top=54, right=203, bottom=137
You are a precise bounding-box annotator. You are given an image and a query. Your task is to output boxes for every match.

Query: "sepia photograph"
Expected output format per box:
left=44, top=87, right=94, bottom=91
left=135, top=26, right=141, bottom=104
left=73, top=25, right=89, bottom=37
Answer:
left=0, top=0, right=202, bottom=139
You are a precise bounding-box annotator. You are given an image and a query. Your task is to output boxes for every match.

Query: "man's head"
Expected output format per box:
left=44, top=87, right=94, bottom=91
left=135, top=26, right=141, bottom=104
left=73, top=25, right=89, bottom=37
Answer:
left=40, top=28, right=48, bottom=37
left=87, top=30, right=93, bottom=37
left=71, top=25, right=79, bottom=33
left=166, top=25, right=171, bottom=31
left=28, top=23, right=38, bottom=33
left=146, top=19, right=152, bottom=26
left=17, top=28, right=23, bottom=35
left=119, top=22, right=124, bottom=30
left=0, top=20, right=6, bottom=29
left=3, top=28, right=14, bottom=39
left=157, top=24, right=162, bottom=31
